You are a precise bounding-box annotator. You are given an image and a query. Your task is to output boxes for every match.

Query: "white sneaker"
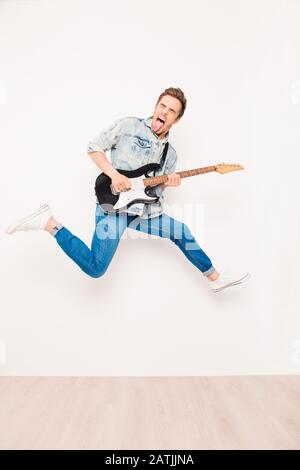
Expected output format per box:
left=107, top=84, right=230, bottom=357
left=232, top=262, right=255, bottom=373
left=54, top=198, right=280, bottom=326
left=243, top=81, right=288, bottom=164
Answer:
left=207, top=272, right=251, bottom=293
left=5, top=204, right=53, bottom=234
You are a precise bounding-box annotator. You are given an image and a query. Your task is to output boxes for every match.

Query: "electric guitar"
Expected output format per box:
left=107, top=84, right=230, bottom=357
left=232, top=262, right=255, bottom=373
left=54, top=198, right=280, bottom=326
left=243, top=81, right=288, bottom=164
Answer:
left=94, top=162, right=244, bottom=214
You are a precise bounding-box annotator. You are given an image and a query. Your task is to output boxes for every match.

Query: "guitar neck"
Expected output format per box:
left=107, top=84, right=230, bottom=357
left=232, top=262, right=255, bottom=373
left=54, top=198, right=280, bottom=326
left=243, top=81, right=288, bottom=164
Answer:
left=144, top=165, right=217, bottom=187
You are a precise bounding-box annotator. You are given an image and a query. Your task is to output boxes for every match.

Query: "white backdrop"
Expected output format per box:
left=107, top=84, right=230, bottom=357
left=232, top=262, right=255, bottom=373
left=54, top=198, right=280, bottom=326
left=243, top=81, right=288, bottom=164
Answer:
left=0, top=0, right=299, bottom=376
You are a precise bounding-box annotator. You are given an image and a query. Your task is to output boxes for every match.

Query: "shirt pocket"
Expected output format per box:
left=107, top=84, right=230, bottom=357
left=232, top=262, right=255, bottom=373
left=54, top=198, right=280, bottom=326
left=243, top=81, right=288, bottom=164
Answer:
left=114, top=134, right=153, bottom=169
left=131, top=136, right=152, bottom=159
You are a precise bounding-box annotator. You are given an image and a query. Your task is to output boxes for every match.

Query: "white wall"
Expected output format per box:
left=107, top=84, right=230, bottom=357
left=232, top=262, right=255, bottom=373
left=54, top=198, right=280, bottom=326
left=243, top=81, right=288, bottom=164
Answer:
left=1, top=0, right=299, bottom=376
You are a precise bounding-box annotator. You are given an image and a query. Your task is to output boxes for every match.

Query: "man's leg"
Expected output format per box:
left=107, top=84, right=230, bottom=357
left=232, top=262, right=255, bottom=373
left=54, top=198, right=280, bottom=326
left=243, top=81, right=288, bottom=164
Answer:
left=6, top=203, right=249, bottom=289
left=128, top=212, right=217, bottom=277
left=127, top=212, right=250, bottom=292
left=46, top=204, right=139, bottom=278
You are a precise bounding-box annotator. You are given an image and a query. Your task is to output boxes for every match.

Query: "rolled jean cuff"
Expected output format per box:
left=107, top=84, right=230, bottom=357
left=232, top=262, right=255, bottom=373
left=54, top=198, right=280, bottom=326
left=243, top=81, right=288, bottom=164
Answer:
left=202, top=266, right=216, bottom=277
left=50, top=223, right=64, bottom=237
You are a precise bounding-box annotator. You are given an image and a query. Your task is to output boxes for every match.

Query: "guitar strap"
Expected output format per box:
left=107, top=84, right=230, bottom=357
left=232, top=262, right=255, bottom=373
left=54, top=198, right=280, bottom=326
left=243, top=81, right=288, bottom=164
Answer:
left=154, top=142, right=169, bottom=176
left=147, top=142, right=169, bottom=199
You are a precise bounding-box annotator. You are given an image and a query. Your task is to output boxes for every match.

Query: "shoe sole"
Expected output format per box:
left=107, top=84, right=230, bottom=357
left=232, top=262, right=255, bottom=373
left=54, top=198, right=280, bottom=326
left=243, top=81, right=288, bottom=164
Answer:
left=212, top=272, right=251, bottom=293
left=6, top=204, right=50, bottom=234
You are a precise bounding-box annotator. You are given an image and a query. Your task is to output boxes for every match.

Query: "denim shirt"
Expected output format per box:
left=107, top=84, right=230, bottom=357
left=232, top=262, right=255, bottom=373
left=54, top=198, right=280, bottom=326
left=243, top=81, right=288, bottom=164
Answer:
left=87, top=116, right=178, bottom=218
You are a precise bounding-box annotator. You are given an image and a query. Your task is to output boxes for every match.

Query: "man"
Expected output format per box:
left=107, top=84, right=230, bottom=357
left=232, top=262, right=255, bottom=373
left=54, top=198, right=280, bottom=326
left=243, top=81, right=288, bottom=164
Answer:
left=6, top=87, right=250, bottom=293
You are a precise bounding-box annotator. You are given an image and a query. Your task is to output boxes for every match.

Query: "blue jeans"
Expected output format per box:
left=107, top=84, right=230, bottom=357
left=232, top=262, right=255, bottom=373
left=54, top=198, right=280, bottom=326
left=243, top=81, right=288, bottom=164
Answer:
left=53, top=203, right=216, bottom=278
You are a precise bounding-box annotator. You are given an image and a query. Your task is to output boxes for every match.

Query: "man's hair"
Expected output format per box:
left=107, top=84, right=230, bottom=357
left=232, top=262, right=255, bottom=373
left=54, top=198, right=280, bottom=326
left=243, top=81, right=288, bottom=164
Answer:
left=156, top=87, right=187, bottom=118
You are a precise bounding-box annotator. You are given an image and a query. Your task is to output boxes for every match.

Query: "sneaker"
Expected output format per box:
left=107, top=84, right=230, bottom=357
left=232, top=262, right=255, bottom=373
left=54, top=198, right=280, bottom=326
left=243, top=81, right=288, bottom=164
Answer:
left=5, top=204, right=53, bottom=234
left=207, top=272, right=251, bottom=293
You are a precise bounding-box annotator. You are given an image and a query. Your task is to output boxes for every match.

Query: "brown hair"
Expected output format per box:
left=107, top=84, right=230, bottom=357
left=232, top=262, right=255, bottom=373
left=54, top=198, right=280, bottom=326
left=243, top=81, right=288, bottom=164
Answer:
left=156, top=87, right=187, bottom=118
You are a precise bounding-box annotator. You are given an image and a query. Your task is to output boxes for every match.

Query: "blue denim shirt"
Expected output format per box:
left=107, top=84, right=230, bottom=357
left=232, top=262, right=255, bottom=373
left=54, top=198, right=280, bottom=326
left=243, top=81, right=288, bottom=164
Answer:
left=87, top=116, right=178, bottom=218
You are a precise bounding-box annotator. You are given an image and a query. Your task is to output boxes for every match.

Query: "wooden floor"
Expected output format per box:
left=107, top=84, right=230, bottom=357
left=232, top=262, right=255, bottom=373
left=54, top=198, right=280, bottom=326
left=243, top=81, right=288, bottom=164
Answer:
left=0, top=376, right=299, bottom=450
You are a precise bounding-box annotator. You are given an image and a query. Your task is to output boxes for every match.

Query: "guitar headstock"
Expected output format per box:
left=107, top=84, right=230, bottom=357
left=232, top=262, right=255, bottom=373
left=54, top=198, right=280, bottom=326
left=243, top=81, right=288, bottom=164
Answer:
left=215, top=163, right=244, bottom=174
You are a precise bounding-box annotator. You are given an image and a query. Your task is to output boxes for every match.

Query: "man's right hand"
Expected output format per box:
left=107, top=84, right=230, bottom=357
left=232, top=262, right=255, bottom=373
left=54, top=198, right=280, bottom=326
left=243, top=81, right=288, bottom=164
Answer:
left=111, top=172, right=132, bottom=193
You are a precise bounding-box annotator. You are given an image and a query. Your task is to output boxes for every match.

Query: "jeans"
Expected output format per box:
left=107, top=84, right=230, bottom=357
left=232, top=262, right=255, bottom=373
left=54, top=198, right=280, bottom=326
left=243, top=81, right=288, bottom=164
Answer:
left=53, top=203, right=216, bottom=278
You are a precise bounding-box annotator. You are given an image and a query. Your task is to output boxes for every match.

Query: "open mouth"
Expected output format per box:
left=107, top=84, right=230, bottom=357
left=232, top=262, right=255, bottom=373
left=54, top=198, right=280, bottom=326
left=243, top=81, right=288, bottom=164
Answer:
left=152, top=116, right=166, bottom=133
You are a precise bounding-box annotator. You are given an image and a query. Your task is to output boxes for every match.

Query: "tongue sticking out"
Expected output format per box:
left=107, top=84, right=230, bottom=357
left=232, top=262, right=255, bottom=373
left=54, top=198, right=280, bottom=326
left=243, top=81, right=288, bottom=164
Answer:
left=152, top=118, right=164, bottom=133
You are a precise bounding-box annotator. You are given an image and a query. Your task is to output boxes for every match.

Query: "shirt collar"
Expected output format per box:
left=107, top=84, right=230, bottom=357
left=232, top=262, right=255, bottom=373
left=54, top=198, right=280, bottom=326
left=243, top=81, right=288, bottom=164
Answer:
left=144, top=116, right=169, bottom=143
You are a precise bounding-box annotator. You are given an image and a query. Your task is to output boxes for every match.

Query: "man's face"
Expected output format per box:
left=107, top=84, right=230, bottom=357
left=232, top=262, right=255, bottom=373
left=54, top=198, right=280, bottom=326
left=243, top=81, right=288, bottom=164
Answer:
left=151, top=95, right=182, bottom=138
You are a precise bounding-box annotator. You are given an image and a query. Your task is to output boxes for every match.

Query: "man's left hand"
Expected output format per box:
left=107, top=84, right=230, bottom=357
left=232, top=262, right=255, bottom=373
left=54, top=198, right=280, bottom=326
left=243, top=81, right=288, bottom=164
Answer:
left=165, top=173, right=181, bottom=187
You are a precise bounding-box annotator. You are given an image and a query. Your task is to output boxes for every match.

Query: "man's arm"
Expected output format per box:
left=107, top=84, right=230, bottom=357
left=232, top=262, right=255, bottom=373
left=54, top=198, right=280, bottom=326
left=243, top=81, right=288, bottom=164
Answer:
left=87, top=118, right=132, bottom=191
left=88, top=150, right=132, bottom=192
left=87, top=118, right=124, bottom=178
left=88, top=150, right=118, bottom=179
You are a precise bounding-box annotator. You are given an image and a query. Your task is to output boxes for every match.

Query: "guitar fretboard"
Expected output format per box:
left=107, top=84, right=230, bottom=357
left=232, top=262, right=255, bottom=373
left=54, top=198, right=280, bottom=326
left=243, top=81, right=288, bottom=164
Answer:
left=143, top=165, right=216, bottom=187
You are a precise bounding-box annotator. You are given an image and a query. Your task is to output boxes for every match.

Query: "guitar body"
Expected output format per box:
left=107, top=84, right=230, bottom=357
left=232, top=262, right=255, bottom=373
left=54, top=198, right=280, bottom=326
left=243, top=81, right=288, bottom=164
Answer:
left=95, top=163, right=161, bottom=214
